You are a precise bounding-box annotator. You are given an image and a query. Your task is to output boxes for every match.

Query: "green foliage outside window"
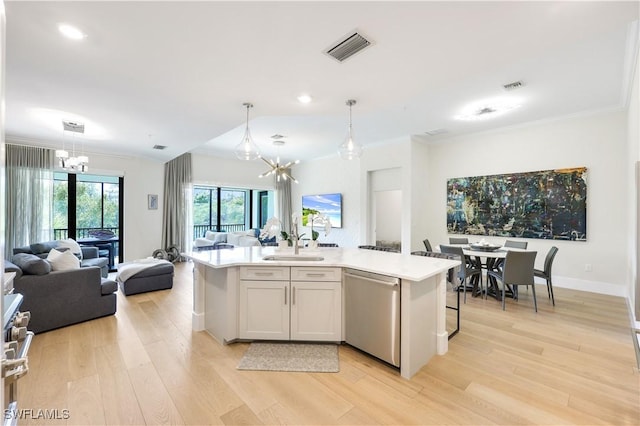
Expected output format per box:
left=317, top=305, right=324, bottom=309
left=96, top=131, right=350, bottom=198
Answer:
left=53, top=174, right=120, bottom=233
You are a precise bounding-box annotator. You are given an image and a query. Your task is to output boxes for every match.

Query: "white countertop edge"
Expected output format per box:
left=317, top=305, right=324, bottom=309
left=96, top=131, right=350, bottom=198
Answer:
left=184, top=247, right=460, bottom=282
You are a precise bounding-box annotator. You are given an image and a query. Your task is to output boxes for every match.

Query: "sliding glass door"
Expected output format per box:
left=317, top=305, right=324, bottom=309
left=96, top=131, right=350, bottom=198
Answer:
left=53, top=172, right=123, bottom=270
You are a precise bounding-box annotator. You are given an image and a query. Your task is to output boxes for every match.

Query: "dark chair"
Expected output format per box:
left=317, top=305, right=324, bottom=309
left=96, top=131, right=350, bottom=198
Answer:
left=493, top=240, right=528, bottom=272
left=358, top=245, right=399, bottom=253
left=87, top=229, right=117, bottom=268
left=423, top=239, right=433, bottom=252
left=317, top=243, right=338, bottom=247
left=504, top=240, right=528, bottom=249
left=534, top=246, right=558, bottom=306
left=260, top=241, right=279, bottom=247
left=412, top=250, right=462, bottom=339
left=439, top=244, right=482, bottom=303
left=449, top=237, right=469, bottom=244
left=487, top=251, right=538, bottom=311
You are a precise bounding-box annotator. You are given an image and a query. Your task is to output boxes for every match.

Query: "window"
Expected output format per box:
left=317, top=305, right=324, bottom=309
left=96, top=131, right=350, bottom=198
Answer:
left=220, top=189, right=246, bottom=229
left=53, top=173, right=69, bottom=239
left=76, top=174, right=120, bottom=237
left=193, top=186, right=273, bottom=237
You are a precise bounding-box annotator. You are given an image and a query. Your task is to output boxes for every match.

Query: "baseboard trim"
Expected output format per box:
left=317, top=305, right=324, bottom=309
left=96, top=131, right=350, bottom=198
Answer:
left=539, top=276, right=627, bottom=297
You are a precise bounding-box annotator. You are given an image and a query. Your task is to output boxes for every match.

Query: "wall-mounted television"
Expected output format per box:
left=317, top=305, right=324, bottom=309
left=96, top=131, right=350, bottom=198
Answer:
left=302, top=193, right=342, bottom=228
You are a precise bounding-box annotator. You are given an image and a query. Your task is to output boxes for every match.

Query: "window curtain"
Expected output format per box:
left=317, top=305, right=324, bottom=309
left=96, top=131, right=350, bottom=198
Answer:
left=275, top=170, right=292, bottom=236
left=5, top=144, right=54, bottom=258
left=161, top=153, right=193, bottom=257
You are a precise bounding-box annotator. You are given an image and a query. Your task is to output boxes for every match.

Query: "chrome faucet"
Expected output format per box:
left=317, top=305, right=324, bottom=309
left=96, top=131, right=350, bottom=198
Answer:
left=291, top=212, right=301, bottom=255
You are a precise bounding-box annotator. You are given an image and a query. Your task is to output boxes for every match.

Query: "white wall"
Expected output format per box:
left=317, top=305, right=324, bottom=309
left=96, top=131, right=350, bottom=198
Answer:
left=291, top=155, right=360, bottom=248
left=79, top=152, right=165, bottom=262
left=626, top=26, right=640, bottom=325
left=410, top=138, right=431, bottom=253
left=192, top=153, right=274, bottom=191
left=426, top=110, right=629, bottom=297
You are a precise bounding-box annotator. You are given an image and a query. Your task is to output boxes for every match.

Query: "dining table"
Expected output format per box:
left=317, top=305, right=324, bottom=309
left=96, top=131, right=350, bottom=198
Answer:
left=455, top=243, right=530, bottom=301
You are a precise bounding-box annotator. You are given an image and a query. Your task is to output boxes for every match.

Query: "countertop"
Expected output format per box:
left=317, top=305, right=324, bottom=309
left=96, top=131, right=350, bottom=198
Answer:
left=185, top=246, right=460, bottom=282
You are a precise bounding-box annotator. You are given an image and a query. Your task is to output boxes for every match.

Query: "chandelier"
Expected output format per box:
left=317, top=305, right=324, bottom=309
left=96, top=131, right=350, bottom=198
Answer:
left=258, top=139, right=299, bottom=183
left=338, top=99, right=363, bottom=160
left=56, top=120, right=89, bottom=173
left=234, top=102, right=261, bottom=161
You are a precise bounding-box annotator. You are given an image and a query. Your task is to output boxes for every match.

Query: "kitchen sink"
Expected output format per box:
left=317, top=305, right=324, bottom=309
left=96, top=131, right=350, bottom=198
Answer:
left=262, top=255, right=325, bottom=261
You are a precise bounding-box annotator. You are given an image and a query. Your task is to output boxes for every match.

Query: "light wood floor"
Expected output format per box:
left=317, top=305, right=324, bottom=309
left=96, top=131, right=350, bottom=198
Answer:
left=18, top=262, right=639, bottom=425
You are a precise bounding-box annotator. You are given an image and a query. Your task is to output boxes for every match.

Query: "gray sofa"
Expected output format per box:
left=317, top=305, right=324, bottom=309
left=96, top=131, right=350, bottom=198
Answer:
left=5, top=257, right=117, bottom=334
left=13, top=241, right=109, bottom=278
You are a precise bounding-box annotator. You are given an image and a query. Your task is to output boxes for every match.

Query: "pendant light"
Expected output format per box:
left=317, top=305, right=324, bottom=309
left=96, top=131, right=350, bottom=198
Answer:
left=338, top=99, right=363, bottom=160
left=234, top=102, right=260, bottom=161
left=56, top=120, right=89, bottom=173
left=259, top=139, right=299, bottom=183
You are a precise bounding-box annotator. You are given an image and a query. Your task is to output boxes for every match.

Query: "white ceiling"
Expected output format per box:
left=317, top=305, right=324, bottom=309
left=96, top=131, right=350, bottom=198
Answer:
left=4, top=1, right=639, bottom=164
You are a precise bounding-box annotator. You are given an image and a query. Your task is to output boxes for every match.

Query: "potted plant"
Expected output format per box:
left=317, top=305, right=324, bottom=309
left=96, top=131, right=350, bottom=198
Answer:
left=307, top=213, right=331, bottom=249
left=279, top=231, right=291, bottom=248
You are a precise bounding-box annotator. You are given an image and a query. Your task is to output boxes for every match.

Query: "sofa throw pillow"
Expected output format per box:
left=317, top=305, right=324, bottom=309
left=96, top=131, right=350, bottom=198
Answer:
left=11, top=253, right=51, bottom=275
left=56, top=238, right=83, bottom=260
left=30, top=241, right=59, bottom=255
left=47, top=248, right=81, bottom=271
left=204, top=231, right=227, bottom=244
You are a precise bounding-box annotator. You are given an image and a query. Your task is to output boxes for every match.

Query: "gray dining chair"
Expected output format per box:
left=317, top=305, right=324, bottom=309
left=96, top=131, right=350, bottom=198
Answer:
left=423, top=238, right=433, bottom=252
left=439, top=244, right=482, bottom=303
left=504, top=240, right=528, bottom=249
left=449, top=237, right=469, bottom=244
left=487, top=250, right=538, bottom=311
left=493, top=240, right=528, bottom=272
left=534, top=246, right=558, bottom=306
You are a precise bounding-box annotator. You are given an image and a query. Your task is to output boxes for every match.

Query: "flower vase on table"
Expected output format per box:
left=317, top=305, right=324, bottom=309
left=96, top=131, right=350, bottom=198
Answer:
left=308, top=240, right=318, bottom=249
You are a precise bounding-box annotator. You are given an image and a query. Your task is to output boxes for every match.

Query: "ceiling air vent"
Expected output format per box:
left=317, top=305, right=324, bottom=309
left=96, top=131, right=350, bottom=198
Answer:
left=425, top=128, right=448, bottom=136
left=62, top=120, right=84, bottom=133
left=153, top=145, right=167, bottom=150
left=324, top=31, right=372, bottom=62
left=503, top=80, right=524, bottom=91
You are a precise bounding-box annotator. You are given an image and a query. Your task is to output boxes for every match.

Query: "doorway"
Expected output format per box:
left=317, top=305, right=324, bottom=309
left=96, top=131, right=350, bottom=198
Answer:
left=373, top=190, right=402, bottom=250
left=368, top=168, right=403, bottom=251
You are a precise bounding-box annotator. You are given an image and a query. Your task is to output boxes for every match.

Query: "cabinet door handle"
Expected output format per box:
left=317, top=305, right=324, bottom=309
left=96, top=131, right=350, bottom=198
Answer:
left=293, top=286, right=296, bottom=305
left=254, top=272, right=273, bottom=276
left=284, top=287, right=287, bottom=305
left=305, top=273, right=325, bottom=277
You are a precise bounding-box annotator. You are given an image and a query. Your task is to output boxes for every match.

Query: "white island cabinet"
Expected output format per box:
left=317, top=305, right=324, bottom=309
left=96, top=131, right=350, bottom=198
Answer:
left=238, top=266, right=342, bottom=341
left=186, top=246, right=459, bottom=379
left=290, top=267, right=342, bottom=341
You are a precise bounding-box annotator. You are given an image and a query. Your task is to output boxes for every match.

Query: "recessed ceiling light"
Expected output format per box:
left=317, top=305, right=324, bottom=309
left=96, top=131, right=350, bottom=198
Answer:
left=297, top=94, right=312, bottom=104
left=58, top=24, right=86, bottom=40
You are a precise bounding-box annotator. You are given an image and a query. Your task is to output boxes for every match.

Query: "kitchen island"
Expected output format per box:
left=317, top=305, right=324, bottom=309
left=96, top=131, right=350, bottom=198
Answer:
left=185, top=246, right=459, bottom=379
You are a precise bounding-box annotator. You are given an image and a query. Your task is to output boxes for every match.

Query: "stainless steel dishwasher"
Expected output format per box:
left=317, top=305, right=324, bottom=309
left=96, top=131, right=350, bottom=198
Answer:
left=344, top=268, right=400, bottom=367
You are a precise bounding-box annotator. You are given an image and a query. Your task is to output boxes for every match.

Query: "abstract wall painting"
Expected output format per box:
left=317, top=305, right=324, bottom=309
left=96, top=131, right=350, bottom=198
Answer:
left=447, top=167, right=587, bottom=241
